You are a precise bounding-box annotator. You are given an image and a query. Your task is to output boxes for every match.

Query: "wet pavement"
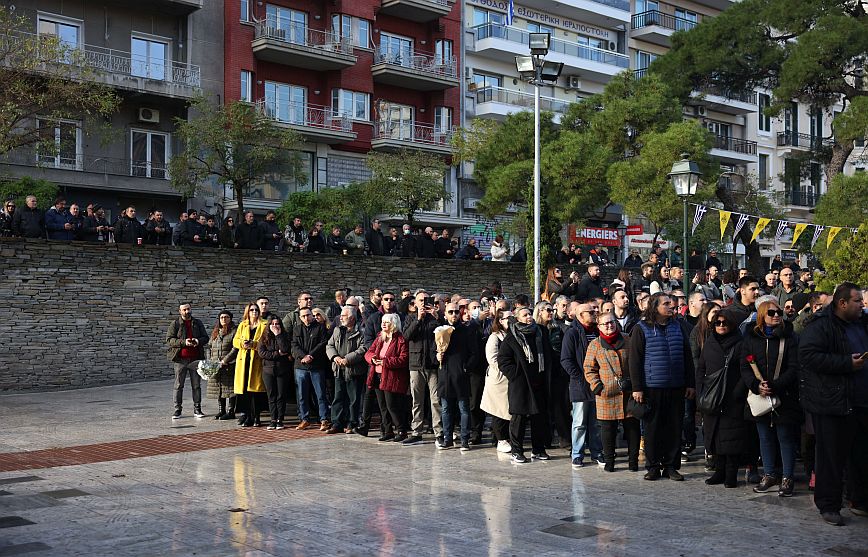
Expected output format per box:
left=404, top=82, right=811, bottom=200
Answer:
left=0, top=380, right=865, bottom=556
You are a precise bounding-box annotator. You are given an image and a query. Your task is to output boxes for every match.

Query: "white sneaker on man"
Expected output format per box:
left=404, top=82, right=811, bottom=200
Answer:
left=497, top=440, right=512, bottom=453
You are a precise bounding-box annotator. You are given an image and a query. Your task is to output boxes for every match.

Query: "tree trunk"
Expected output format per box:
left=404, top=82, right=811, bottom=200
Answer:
left=234, top=183, right=244, bottom=217
left=826, top=142, right=854, bottom=184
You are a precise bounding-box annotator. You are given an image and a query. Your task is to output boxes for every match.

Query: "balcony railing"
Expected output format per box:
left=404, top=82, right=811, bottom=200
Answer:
left=777, top=132, right=833, bottom=150
left=373, top=48, right=458, bottom=79
left=475, top=86, right=570, bottom=114
left=632, top=10, right=697, bottom=32
left=254, top=22, right=353, bottom=56
left=2, top=150, right=169, bottom=180
left=634, top=68, right=649, bottom=79
left=255, top=100, right=353, bottom=133
left=473, top=24, right=629, bottom=68
left=713, top=135, right=757, bottom=155
left=786, top=188, right=819, bottom=207
left=373, top=120, right=454, bottom=148
left=697, top=83, right=757, bottom=104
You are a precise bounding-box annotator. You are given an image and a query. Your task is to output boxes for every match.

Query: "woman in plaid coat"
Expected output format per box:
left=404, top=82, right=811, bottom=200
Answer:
left=583, top=311, right=640, bottom=472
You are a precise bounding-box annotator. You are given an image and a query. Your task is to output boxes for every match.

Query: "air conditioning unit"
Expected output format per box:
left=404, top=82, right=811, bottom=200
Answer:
left=463, top=197, right=481, bottom=210
left=694, top=105, right=707, bottom=117
left=566, top=76, right=581, bottom=90
left=138, top=108, right=160, bottom=124
left=608, top=41, right=617, bottom=51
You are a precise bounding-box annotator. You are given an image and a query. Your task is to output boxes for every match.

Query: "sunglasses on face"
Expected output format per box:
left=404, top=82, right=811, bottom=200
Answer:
left=249, top=308, right=260, bottom=313
left=714, top=320, right=728, bottom=326
left=542, top=308, right=553, bottom=312
left=382, top=297, right=395, bottom=301
left=766, top=309, right=783, bottom=317
left=446, top=310, right=459, bottom=315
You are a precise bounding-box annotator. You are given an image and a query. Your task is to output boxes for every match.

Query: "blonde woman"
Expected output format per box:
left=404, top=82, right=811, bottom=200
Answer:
left=233, top=302, right=267, bottom=427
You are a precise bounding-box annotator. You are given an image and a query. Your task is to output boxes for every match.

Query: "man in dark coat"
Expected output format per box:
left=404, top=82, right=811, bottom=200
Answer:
left=365, top=218, right=386, bottom=256
left=12, top=195, right=46, bottom=238
left=114, top=206, right=146, bottom=245
left=799, top=282, right=868, bottom=526
left=260, top=211, right=282, bottom=251
left=417, top=226, right=436, bottom=258
left=326, top=307, right=368, bottom=434
left=81, top=205, right=112, bottom=242
left=45, top=196, right=75, bottom=241
left=499, top=306, right=553, bottom=463
left=722, top=275, right=760, bottom=329
left=291, top=307, right=330, bottom=430
left=165, top=303, right=209, bottom=419
left=402, top=290, right=444, bottom=445
left=146, top=210, right=172, bottom=245
left=400, top=224, right=417, bottom=257
left=235, top=211, right=263, bottom=250
left=435, top=229, right=455, bottom=259
left=437, top=302, right=477, bottom=451
left=575, top=264, right=605, bottom=302
left=456, top=238, right=484, bottom=260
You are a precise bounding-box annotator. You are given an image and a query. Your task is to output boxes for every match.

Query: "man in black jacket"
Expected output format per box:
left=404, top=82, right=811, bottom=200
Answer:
left=402, top=290, right=444, bottom=445
left=114, top=206, right=146, bottom=245
left=799, top=282, right=868, bottom=525
left=365, top=218, right=385, bottom=256
left=12, top=195, right=45, bottom=238
left=575, top=264, right=605, bottom=302
left=235, top=211, right=263, bottom=250
left=722, top=276, right=760, bottom=328
left=146, top=210, right=172, bottom=245
left=418, top=226, right=436, bottom=258
left=261, top=211, right=281, bottom=251
left=435, top=228, right=454, bottom=259
left=165, top=303, right=209, bottom=419
left=291, top=308, right=330, bottom=431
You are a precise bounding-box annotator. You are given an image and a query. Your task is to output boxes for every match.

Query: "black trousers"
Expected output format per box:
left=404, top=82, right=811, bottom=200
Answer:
left=491, top=416, right=510, bottom=442
left=509, top=413, right=548, bottom=455
left=550, top=369, right=572, bottom=446
left=847, top=410, right=868, bottom=509
left=600, top=418, right=641, bottom=466
left=376, top=389, right=408, bottom=434
left=812, top=413, right=856, bottom=513
left=262, top=369, right=289, bottom=423
left=682, top=397, right=697, bottom=450
left=469, top=372, right=486, bottom=439
left=643, top=388, right=685, bottom=471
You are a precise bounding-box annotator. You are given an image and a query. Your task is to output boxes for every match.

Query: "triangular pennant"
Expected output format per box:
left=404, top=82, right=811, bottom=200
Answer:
left=775, top=221, right=789, bottom=243
left=732, top=213, right=750, bottom=239
left=792, top=223, right=809, bottom=247
left=826, top=226, right=842, bottom=248
left=811, top=225, right=825, bottom=248
left=751, top=217, right=771, bottom=244
left=691, top=205, right=707, bottom=236
left=719, top=210, right=731, bottom=241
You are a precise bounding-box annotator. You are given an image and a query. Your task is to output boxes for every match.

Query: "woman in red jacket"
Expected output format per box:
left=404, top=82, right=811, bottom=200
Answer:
left=365, top=313, right=411, bottom=442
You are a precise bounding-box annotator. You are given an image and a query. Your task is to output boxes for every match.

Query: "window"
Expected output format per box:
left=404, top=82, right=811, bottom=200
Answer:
left=37, top=14, right=81, bottom=63
left=331, top=14, right=370, bottom=48
left=758, top=94, right=771, bottom=132
left=809, top=162, right=821, bottom=194
left=435, top=40, right=453, bottom=65
left=472, top=8, right=504, bottom=27
left=675, top=8, right=697, bottom=30
left=240, top=70, right=253, bottom=102
left=131, top=130, right=169, bottom=179
left=758, top=154, right=769, bottom=190
left=266, top=5, right=306, bottom=44
left=265, top=81, right=306, bottom=124
left=37, top=119, right=81, bottom=170
left=131, top=37, right=169, bottom=81
left=240, top=0, right=250, bottom=22
left=527, top=23, right=554, bottom=35
left=810, top=108, right=823, bottom=146
left=248, top=151, right=314, bottom=199
left=331, top=89, right=369, bottom=121
left=705, top=120, right=731, bottom=138
left=635, top=51, right=657, bottom=71
left=578, top=35, right=605, bottom=62
left=434, top=107, right=452, bottom=134
left=473, top=72, right=502, bottom=89
left=377, top=101, right=414, bottom=139
left=379, top=32, right=413, bottom=64
left=636, top=0, right=659, bottom=11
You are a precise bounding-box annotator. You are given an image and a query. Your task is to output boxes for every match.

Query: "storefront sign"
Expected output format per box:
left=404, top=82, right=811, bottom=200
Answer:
left=568, top=226, right=621, bottom=247
left=626, top=234, right=670, bottom=249
left=626, top=224, right=643, bottom=235
left=468, top=0, right=612, bottom=38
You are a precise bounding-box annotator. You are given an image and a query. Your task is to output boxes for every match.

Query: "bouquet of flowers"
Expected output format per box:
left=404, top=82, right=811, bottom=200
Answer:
left=197, top=359, right=222, bottom=380
left=433, top=325, right=455, bottom=363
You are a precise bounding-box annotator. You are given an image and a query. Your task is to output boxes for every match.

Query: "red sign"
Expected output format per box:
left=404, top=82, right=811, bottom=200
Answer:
left=626, top=224, right=643, bottom=236
left=568, top=226, right=621, bottom=247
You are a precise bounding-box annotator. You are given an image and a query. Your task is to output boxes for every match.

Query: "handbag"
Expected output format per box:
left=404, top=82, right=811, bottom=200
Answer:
left=747, top=338, right=784, bottom=417
left=626, top=397, right=651, bottom=419
left=697, top=347, right=735, bottom=414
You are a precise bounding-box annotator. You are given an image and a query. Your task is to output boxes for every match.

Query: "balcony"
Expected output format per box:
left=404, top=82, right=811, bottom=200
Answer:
left=516, top=0, right=630, bottom=26
left=255, top=100, right=357, bottom=144
left=378, top=0, right=452, bottom=23
left=693, top=84, right=757, bottom=115
left=470, top=24, right=629, bottom=82
left=473, top=86, right=569, bottom=123
left=252, top=23, right=356, bottom=71
left=107, top=0, right=202, bottom=15
left=371, top=48, right=459, bottom=92
left=777, top=132, right=833, bottom=152
left=785, top=188, right=819, bottom=208
left=710, top=135, right=757, bottom=164
left=631, top=10, right=697, bottom=47
left=371, top=121, right=453, bottom=155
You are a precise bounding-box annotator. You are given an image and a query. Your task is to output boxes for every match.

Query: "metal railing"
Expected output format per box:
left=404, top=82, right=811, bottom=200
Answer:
left=634, top=68, right=649, bottom=79
left=373, top=47, right=458, bottom=79
left=473, top=24, right=629, bottom=68
left=2, top=150, right=169, bottom=180
left=254, top=21, right=353, bottom=56
left=786, top=188, right=819, bottom=207
left=372, top=120, right=454, bottom=147
left=632, top=10, right=697, bottom=32
left=777, top=131, right=832, bottom=149
left=697, top=83, right=757, bottom=104
left=4, top=31, right=201, bottom=87
left=713, top=135, right=757, bottom=155
left=255, top=100, right=353, bottom=133
left=475, top=86, right=570, bottom=114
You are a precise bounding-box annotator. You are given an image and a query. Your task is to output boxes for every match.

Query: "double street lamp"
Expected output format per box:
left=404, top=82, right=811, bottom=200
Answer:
left=515, top=33, right=564, bottom=304
left=668, top=153, right=702, bottom=290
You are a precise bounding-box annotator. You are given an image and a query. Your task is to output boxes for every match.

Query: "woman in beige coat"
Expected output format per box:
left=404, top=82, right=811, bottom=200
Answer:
left=480, top=309, right=512, bottom=453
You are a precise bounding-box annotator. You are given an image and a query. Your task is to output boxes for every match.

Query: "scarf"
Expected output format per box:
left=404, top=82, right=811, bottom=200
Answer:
left=510, top=321, right=546, bottom=374
left=599, top=329, right=620, bottom=345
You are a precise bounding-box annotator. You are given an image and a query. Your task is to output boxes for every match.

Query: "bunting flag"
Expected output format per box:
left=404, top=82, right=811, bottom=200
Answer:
left=719, top=210, right=731, bottom=241
left=792, top=223, right=809, bottom=247
left=811, top=225, right=825, bottom=248
left=774, top=221, right=789, bottom=243
left=732, top=213, right=750, bottom=239
left=750, top=217, right=771, bottom=244
left=691, top=205, right=707, bottom=236
left=826, top=227, right=842, bottom=248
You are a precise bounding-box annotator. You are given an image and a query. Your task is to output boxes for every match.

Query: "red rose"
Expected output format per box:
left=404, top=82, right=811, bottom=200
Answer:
left=746, top=354, right=755, bottom=363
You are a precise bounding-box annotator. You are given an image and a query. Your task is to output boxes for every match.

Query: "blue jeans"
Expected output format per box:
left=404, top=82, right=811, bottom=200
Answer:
left=295, top=367, right=329, bottom=422
left=571, top=401, right=603, bottom=461
left=756, top=421, right=798, bottom=478
left=441, top=397, right=470, bottom=443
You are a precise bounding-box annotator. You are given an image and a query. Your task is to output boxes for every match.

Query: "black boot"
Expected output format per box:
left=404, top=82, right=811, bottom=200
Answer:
left=221, top=396, right=236, bottom=420
left=705, top=456, right=726, bottom=485
left=724, top=456, right=739, bottom=488
left=214, top=398, right=226, bottom=420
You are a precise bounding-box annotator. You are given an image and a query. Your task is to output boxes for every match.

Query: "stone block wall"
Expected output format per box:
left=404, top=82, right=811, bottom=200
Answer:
left=0, top=238, right=606, bottom=391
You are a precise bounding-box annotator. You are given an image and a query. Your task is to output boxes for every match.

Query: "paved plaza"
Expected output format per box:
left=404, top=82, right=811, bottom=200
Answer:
left=0, top=380, right=865, bottom=557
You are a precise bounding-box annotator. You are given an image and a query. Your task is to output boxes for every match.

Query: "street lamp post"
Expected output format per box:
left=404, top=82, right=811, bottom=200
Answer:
left=515, top=34, right=563, bottom=304
left=668, top=153, right=702, bottom=292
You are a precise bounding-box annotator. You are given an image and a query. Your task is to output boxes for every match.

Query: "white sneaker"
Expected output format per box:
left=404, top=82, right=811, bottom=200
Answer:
left=497, top=440, right=512, bottom=453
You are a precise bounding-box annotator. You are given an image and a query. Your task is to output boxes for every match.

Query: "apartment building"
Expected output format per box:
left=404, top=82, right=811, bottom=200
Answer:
left=1, top=0, right=222, bottom=221
left=223, top=0, right=470, bottom=227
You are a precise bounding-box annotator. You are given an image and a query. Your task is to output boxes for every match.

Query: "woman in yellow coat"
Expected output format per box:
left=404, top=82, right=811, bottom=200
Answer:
left=233, top=302, right=267, bottom=427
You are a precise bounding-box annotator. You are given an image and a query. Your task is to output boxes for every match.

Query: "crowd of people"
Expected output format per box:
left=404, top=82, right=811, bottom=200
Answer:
left=165, top=258, right=868, bottom=527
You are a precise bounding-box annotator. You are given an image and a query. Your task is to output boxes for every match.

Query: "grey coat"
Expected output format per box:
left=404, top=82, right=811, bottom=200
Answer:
left=326, top=326, right=368, bottom=380
left=207, top=326, right=238, bottom=399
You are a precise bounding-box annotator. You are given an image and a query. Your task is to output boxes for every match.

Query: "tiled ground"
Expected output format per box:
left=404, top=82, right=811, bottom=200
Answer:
left=0, top=380, right=865, bottom=556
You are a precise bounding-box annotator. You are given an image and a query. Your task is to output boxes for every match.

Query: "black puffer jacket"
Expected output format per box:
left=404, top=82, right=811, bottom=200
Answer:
left=403, top=312, right=442, bottom=370
left=739, top=320, right=802, bottom=425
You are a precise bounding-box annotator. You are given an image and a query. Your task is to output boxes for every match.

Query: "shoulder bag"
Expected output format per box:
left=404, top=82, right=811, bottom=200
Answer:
left=697, top=347, right=735, bottom=415
left=747, top=338, right=784, bottom=417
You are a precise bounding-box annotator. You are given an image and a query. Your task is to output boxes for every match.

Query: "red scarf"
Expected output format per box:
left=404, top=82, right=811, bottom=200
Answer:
left=599, top=329, right=620, bottom=345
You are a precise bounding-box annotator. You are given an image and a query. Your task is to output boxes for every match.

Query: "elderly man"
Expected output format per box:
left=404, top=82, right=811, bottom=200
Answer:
left=326, top=307, right=368, bottom=434
left=165, top=303, right=209, bottom=419
left=327, top=289, right=348, bottom=322
left=772, top=266, right=803, bottom=308
left=437, top=302, right=477, bottom=451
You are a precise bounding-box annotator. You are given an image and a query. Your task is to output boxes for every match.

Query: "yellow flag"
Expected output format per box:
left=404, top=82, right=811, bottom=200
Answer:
left=719, top=210, right=731, bottom=240
left=826, top=227, right=842, bottom=248
left=750, top=217, right=771, bottom=244
left=792, top=223, right=809, bottom=246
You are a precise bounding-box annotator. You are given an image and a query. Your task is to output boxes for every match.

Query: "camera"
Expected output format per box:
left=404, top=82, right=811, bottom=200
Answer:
left=424, top=296, right=435, bottom=307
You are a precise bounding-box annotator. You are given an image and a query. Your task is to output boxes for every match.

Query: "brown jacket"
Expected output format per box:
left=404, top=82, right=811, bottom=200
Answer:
left=583, top=335, right=633, bottom=421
